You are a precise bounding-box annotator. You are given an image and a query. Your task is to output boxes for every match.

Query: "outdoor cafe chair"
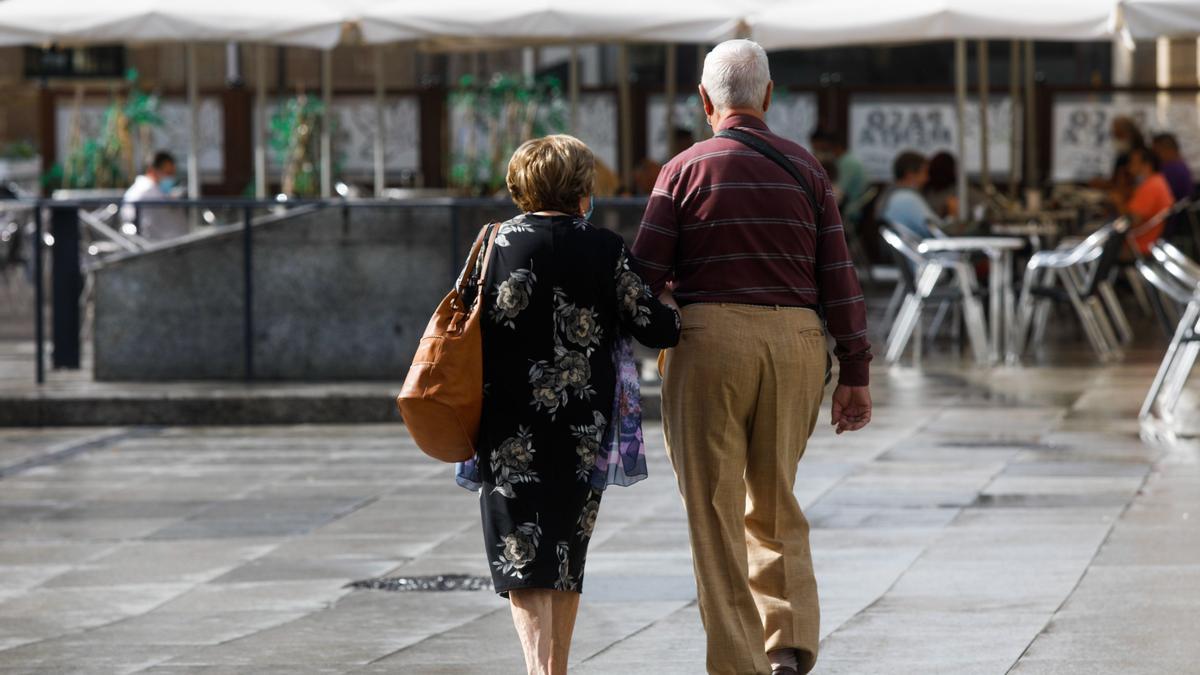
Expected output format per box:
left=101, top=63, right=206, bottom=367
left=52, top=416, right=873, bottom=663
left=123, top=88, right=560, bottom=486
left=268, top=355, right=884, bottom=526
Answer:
left=1013, top=220, right=1128, bottom=362
left=843, top=184, right=880, bottom=285
left=880, top=225, right=989, bottom=366
left=1135, top=250, right=1200, bottom=421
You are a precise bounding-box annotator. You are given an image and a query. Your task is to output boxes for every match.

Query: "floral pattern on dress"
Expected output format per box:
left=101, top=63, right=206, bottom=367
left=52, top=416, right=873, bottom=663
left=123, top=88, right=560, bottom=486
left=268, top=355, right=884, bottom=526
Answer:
left=553, top=288, right=603, bottom=354
left=495, top=218, right=534, bottom=248
left=489, top=426, right=540, bottom=499
left=615, top=252, right=654, bottom=328
left=528, top=346, right=596, bottom=419
left=553, top=540, right=578, bottom=591
left=493, top=519, right=542, bottom=580
left=577, top=490, right=601, bottom=540
left=491, top=268, right=537, bottom=329
left=469, top=214, right=680, bottom=596
left=571, top=411, right=608, bottom=482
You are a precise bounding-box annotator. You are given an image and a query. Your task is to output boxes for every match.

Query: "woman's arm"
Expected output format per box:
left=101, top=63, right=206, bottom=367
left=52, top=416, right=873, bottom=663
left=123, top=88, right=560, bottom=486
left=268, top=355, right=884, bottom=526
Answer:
left=613, top=242, right=681, bottom=349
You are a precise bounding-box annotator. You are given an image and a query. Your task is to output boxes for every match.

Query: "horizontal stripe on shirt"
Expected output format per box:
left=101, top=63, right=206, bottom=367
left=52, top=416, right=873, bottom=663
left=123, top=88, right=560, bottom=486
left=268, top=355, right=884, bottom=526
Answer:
left=630, top=113, right=873, bottom=386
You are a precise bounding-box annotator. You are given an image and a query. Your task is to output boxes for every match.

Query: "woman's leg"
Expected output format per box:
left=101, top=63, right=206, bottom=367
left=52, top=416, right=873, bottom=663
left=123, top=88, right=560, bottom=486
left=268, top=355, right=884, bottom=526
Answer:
left=508, top=588, right=581, bottom=674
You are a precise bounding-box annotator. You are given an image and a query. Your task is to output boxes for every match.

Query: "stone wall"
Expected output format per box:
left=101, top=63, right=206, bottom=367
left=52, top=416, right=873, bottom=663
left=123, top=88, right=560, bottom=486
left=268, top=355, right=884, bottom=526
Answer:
left=92, top=200, right=645, bottom=381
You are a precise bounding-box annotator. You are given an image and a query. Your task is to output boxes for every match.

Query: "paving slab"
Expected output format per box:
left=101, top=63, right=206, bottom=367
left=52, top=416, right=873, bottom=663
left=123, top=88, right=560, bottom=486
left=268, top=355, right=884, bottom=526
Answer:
left=0, top=348, right=1197, bottom=673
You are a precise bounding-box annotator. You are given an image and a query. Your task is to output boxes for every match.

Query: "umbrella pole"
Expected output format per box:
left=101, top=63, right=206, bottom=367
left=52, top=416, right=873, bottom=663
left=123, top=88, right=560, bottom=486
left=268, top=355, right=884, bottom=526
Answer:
left=569, top=46, right=580, bottom=134
left=321, top=49, right=333, bottom=199
left=617, top=43, right=632, bottom=192
left=665, top=43, right=677, bottom=159
left=374, top=46, right=386, bottom=198
left=977, top=40, right=990, bottom=193
left=1009, top=40, right=1020, bottom=198
left=954, top=38, right=968, bottom=222
left=255, top=44, right=267, bottom=199
left=1023, top=40, right=1037, bottom=192
left=186, top=43, right=201, bottom=203
left=697, top=45, right=708, bottom=139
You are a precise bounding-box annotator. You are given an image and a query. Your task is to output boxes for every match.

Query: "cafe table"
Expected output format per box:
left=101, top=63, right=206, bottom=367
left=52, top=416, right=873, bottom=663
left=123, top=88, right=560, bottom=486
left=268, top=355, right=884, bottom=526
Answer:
left=919, top=236, right=1027, bottom=365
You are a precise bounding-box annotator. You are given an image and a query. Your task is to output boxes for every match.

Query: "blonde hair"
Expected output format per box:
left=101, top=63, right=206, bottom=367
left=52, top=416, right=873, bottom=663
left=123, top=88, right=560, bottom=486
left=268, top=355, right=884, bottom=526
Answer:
left=506, top=134, right=595, bottom=215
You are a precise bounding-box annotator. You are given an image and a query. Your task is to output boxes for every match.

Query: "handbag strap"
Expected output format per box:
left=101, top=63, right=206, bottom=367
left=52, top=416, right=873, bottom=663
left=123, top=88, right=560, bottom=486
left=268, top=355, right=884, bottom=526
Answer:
left=715, top=127, right=824, bottom=223
left=457, top=223, right=499, bottom=309
left=716, top=127, right=834, bottom=386
left=456, top=223, right=496, bottom=292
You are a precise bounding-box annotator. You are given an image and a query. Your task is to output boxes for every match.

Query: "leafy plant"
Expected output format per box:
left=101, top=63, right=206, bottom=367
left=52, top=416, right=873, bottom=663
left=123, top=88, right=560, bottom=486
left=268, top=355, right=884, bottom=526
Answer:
left=449, top=73, right=568, bottom=194
left=269, top=95, right=341, bottom=198
left=48, top=69, right=163, bottom=190
left=1, top=141, right=36, bottom=161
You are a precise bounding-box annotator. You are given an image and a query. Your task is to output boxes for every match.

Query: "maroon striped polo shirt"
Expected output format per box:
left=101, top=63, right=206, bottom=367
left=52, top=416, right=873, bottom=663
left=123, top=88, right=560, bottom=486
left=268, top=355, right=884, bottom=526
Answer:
left=630, top=113, right=872, bottom=386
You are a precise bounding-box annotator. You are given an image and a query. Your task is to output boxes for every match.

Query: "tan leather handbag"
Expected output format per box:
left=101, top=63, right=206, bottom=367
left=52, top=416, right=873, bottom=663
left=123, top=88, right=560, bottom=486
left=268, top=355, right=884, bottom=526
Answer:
left=397, top=224, right=498, bottom=462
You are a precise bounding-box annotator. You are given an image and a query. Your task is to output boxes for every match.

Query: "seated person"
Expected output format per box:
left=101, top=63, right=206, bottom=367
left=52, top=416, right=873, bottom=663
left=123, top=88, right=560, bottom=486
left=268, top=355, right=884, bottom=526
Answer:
left=878, top=151, right=943, bottom=240
left=1113, top=146, right=1176, bottom=255
left=811, top=128, right=867, bottom=223
left=1151, top=133, right=1194, bottom=201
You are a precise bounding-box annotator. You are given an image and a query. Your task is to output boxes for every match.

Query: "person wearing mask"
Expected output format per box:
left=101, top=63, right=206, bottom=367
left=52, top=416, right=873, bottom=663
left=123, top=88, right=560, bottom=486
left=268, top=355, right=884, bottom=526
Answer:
left=878, top=151, right=943, bottom=240
left=1151, top=133, right=1194, bottom=201
left=122, top=151, right=188, bottom=241
left=461, top=135, right=681, bottom=675
left=1114, top=145, right=1175, bottom=255
left=810, top=128, right=867, bottom=223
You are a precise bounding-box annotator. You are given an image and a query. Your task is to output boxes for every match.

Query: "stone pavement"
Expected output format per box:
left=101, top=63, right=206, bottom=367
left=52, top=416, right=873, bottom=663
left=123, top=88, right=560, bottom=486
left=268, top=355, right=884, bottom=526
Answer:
left=1, top=359, right=1198, bottom=674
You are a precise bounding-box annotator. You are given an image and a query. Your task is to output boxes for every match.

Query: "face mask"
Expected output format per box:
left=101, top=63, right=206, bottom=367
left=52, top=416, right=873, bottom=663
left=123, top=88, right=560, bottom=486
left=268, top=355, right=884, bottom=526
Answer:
left=158, top=177, right=177, bottom=193
left=583, top=196, right=594, bottom=221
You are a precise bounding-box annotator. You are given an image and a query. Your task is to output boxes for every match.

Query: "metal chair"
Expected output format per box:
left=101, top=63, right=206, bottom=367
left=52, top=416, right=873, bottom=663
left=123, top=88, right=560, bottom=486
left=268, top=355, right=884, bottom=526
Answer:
left=880, top=226, right=989, bottom=365
left=1136, top=253, right=1200, bottom=421
left=1013, top=220, right=1128, bottom=361
left=843, top=185, right=880, bottom=285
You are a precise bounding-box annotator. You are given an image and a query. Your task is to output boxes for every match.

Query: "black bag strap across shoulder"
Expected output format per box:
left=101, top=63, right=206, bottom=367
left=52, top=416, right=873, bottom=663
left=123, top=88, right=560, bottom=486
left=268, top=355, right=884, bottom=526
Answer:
left=715, top=127, right=824, bottom=223
left=715, top=127, right=833, bottom=385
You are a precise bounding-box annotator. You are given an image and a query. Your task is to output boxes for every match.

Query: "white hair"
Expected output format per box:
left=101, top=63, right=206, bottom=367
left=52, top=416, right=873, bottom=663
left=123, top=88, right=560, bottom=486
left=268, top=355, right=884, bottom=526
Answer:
left=701, top=39, right=771, bottom=112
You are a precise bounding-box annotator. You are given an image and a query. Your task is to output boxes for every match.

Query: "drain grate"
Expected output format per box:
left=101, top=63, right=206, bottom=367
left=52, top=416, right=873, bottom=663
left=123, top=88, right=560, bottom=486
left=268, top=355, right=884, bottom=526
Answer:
left=347, top=574, right=493, bottom=592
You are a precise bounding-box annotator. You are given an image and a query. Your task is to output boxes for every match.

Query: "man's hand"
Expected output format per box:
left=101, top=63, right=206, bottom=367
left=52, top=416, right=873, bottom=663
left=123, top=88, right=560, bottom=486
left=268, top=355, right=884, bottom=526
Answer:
left=831, top=385, right=871, bottom=434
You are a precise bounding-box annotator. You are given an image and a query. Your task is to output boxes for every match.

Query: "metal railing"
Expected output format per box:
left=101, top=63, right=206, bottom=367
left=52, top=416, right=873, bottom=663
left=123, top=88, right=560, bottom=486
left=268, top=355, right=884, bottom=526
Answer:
left=5, top=196, right=653, bottom=384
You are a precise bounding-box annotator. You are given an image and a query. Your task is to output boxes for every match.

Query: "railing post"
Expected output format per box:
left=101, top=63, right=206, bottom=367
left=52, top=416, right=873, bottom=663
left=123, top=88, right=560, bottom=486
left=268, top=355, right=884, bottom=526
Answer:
left=49, top=204, right=82, bottom=370
left=242, top=205, right=254, bottom=381
left=33, top=203, right=44, bottom=384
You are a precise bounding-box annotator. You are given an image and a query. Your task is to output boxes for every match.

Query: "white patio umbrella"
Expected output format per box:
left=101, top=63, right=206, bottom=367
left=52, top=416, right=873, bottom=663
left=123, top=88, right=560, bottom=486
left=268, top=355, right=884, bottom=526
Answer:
left=0, top=0, right=348, bottom=48
left=356, top=0, right=746, bottom=191
left=0, top=0, right=353, bottom=199
left=356, top=0, right=745, bottom=46
left=748, top=0, right=1118, bottom=221
left=1119, top=0, right=1200, bottom=39
left=750, top=0, right=1115, bottom=50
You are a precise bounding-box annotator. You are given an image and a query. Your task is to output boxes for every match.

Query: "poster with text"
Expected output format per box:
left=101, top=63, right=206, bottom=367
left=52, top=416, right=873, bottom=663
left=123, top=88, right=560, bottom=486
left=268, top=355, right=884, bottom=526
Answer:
left=1051, top=94, right=1200, bottom=182
left=849, top=95, right=1018, bottom=182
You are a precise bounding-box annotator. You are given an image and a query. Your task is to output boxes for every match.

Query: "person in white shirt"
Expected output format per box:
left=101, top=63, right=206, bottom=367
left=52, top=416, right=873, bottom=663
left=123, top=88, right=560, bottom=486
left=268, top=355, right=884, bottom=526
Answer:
left=122, top=151, right=188, bottom=241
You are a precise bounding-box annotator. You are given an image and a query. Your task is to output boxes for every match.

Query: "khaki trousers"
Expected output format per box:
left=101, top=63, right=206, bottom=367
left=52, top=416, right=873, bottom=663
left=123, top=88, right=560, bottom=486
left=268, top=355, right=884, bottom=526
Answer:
left=662, top=304, right=827, bottom=675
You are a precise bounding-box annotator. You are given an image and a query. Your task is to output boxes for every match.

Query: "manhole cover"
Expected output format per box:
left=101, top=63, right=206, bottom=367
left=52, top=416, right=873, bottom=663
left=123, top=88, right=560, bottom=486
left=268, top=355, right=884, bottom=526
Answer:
left=347, top=574, right=493, bottom=592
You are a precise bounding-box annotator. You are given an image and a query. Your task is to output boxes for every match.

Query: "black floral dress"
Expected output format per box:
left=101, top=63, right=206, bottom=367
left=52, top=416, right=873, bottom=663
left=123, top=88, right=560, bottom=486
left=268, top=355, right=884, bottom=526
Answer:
left=474, top=213, right=680, bottom=596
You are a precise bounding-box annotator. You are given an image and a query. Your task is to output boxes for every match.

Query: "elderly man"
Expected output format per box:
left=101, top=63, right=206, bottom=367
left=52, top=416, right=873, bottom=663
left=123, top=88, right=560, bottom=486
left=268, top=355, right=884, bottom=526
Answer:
left=632, top=40, right=872, bottom=675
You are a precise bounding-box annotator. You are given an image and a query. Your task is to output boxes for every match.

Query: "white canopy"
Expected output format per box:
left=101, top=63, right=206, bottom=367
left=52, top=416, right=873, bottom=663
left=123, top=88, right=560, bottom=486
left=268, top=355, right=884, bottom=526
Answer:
left=0, top=0, right=349, bottom=48
left=356, top=0, right=746, bottom=46
left=749, top=0, right=1117, bottom=50
left=1119, top=0, right=1200, bottom=39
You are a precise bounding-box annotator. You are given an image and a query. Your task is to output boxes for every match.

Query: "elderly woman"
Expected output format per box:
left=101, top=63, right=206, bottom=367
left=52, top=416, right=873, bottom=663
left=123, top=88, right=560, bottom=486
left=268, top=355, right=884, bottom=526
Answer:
left=461, top=134, right=680, bottom=674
